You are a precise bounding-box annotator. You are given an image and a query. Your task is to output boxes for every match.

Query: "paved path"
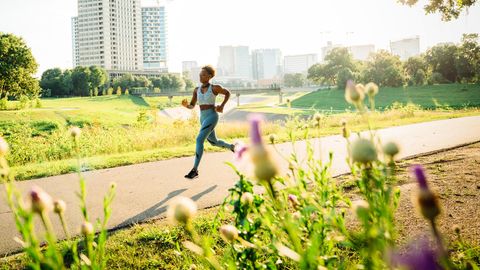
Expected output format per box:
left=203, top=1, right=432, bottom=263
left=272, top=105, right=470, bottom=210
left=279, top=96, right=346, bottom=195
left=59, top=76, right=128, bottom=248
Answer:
left=1, top=116, right=480, bottom=256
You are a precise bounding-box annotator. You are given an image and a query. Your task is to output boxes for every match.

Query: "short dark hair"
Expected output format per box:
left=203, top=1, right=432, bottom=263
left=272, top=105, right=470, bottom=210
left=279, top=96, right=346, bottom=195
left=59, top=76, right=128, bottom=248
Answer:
left=202, top=65, right=216, bottom=77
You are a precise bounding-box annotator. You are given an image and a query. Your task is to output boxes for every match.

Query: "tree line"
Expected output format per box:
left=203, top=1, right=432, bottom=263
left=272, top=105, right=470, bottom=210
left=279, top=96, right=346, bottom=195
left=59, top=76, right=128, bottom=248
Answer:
left=307, top=33, right=480, bottom=89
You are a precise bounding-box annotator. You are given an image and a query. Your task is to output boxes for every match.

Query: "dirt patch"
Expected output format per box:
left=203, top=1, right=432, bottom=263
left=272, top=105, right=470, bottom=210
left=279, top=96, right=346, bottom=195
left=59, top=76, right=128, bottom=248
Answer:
left=344, top=142, right=480, bottom=247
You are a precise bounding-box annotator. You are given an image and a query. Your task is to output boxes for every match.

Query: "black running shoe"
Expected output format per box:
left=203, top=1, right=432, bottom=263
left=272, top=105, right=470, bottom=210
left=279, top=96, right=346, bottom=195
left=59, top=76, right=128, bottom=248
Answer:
left=184, top=168, right=199, bottom=179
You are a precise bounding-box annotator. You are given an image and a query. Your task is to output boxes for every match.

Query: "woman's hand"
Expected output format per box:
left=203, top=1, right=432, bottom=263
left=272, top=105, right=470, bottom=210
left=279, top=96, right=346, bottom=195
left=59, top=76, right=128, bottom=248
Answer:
left=215, top=105, right=224, bottom=113
left=181, top=99, right=189, bottom=108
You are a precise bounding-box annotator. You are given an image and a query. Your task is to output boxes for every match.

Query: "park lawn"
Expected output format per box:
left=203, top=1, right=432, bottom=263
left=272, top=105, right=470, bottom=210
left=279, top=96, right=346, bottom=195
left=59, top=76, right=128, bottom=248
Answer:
left=8, top=107, right=480, bottom=181
left=291, top=84, right=480, bottom=112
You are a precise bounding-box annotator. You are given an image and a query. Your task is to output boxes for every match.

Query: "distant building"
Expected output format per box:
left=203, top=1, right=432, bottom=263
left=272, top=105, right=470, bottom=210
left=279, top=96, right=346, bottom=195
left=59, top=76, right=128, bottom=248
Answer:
left=251, top=49, right=282, bottom=80
left=217, top=46, right=252, bottom=79
left=142, top=5, right=167, bottom=71
left=72, top=17, right=79, bottom=67
left=348, top=44, right=375, bottom=61
left=284, top=54, right=318, bottom=75
left=390, top=36, right=420, bottom=60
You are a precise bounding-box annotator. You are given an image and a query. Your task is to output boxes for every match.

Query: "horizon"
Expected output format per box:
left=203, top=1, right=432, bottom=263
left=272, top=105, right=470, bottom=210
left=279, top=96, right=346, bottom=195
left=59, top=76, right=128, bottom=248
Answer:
left=1, top=0, right=479, bottom=77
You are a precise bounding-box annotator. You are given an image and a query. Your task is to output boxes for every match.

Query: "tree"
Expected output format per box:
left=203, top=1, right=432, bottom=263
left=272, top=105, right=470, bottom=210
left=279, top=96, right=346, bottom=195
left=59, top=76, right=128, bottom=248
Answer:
left=404, top=56, right=427, bottom=85
left=361, top=50, right=404, bottom=87
left=398, top=0, right=478, bottom=21
left=0, top=32, right=40, bottom=99
left=183, top=71, right=196, bottom=91
left=284, top=73, right=305, bottom=87
left=112, top=73, right=134, bottom=91
left=89, top=66, right=107, bottom=93
left=308, top=48, right=356, bottom=86
left=62, top=69, right=74, bottom=96
left=40, top=68, right=64, bottom=96
left=424, top=44, right=459, bottom=83
left=336, top=68, right=355, bottom=89
left=168, top=74, right=186, bottom=92
left=455, top=33, right=480, bottom=83
left=71, top=66, right=91, bottom=96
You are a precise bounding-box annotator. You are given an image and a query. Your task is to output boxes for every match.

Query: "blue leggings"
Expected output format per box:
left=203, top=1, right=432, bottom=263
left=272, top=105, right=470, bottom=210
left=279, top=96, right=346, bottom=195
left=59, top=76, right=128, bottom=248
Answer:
left=193, top=108, right=233, bottom=169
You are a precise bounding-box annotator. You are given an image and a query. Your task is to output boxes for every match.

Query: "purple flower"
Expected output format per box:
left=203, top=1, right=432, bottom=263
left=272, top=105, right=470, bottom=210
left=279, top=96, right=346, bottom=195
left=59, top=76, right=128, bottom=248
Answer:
left=411, top=165, right=428, bottom=190
left=390, top=238, right=443, bottom=270
left=248, top=114, right=264, bottom=146
left=234, top=142, right=248, bottom=161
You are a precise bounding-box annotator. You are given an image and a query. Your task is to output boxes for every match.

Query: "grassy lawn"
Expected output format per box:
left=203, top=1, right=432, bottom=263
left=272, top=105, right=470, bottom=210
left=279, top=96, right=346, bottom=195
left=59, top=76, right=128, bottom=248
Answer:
left=291, top=84, right=480, bottom=112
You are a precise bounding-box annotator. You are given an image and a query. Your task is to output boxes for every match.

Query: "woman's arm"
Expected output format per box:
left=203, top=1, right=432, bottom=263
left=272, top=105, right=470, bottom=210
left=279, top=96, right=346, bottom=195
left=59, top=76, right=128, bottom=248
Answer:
left=213, top=85, right=230, bottom=113
left=182, top=88, right=197, bottom=109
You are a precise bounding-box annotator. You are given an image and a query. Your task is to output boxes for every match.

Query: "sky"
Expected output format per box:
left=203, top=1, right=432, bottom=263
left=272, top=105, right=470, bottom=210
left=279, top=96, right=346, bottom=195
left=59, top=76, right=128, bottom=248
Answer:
left=1, top=0, right=479, bottom=76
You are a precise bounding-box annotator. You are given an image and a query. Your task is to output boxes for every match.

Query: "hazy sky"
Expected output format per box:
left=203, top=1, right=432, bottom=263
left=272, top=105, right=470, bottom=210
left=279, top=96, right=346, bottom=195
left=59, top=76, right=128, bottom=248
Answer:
left=1, top=0, right=479, bottom=76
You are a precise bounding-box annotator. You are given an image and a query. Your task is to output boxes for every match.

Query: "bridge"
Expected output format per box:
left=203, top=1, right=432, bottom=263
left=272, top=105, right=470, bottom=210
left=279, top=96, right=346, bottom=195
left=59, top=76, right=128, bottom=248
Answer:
left=131, top=87, right=288, bottom=106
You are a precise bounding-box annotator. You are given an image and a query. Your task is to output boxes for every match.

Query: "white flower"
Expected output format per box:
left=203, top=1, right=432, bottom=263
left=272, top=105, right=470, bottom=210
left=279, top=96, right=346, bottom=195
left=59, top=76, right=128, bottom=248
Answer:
left=54, top=199, right=66, bottom=214
left=30, top=186, right=53, bottom=214
left=220, top=225, right=239, bottom=242
left=167, top=196, right=197, bottom=224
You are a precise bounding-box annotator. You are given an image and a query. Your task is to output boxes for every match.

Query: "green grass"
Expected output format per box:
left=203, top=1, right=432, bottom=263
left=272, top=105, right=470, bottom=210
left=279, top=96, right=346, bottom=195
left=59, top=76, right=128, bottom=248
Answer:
left=291, top=84, right=480, bottom=112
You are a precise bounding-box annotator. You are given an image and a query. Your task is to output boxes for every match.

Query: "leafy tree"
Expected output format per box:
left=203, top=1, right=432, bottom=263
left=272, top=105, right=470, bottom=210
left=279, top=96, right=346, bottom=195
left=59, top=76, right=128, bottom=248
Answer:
left=424, top=44, right=459, bottom=82
left=404, top=56, right=427, bottom=85
left=0, top=32, right=40, bottom=99
left=455, top=33, right=480, bottom=83
left=89, top=66, right=107, bottom=93
left=361, top=50, right=404, bottom=87
left=62, top=69, right=73, bottom=96
left=112, top=73, right=134, bottom=91
left=169, top=74, right=186, bottom=92
left=71, top=66, right=91, bottom=96
left=308, top=48, right=356, bottom=86
left=398, top=0, right=478, bottom=21
left=336, top=68, right=355, bottom=89
left=284, top=73, right=305, bottom=87
left=40, top=68, right=64, bottom=96
left=183, top=71, right=196, bottom=91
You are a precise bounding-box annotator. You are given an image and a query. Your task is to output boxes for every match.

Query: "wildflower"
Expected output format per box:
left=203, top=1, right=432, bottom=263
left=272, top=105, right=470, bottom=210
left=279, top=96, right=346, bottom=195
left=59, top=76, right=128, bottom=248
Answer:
left=81, top=221, right=94, bottom=236
left=288, top=194, right=300, bottom=207
left=69, top=126, right=81, bottom=138
left=248, top=114, right=278, bottom=183
left=350, top=138, right=377, bottom=163
left=390, top=239, right=441, bottom=270
left=365, top=82, right=379, bottom=97
left=269, top=134, right=277, bottom=144
left=383, top=141, right=400, bottom=158
left=344, top=80, right=365, bottom=105
left=411, top=165, right=440, bottom=221
left=240, top=192, right=254, bottom=205
left=53, top=199, right=66, bottom=214
left=30, top=186, right=53, bottom=214
left=274, top=243, right=301, bottom=262
left=220, top=225, right=239, bottom=242
left=233, top=141, right=248, bottom=161
left=314, top=113, right=323, bottom=122
left=167, top=196, right=197, bottom=224
left=0, top=137, right=9, bottom=156
left=292, top=211, right=301, bottom=220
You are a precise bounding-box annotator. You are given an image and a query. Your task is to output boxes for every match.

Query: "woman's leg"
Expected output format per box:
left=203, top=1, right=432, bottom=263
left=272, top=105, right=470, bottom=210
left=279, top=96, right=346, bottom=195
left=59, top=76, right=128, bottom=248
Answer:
left=193, top=111, right=218, bottom=170
left=206, top=129, right=234, bottom=151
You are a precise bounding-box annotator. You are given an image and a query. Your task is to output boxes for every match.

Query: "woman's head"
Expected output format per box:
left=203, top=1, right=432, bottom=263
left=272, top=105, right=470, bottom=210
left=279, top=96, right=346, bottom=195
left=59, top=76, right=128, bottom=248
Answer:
left=200, top=65, right=215, bottom=84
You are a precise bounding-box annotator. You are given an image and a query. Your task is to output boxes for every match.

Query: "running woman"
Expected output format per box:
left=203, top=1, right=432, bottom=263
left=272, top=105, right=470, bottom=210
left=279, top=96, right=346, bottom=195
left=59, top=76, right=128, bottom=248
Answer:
left=181, top=65, right=235, bottom=179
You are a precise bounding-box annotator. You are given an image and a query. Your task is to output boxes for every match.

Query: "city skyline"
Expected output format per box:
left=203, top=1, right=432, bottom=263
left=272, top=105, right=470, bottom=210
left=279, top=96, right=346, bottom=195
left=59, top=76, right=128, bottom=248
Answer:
left=1, top=0, right=479, bottom=77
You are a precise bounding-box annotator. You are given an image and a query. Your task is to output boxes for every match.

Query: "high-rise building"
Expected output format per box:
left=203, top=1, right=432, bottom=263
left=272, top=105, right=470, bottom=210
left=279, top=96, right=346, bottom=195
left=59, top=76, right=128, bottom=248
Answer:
left=390, top=36, right=420, bottom=60
left=72, top=17, right=79, bottom=67
left=182, top=61, right=199, bottom=82
left=142, top=5, right=167, bottom=71
left=73, top=0, right=144, bottom=70
left=348, top=44, right=375, bottom=61
left=284, top=54, right=318, bottom=75
left=251, top=49, right=282, bottom=80
left=217, top=46, right=251, bottom=79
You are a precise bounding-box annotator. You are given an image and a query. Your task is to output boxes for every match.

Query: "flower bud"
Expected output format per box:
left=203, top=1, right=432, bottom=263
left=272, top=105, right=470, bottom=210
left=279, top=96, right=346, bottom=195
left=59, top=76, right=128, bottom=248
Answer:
left=220, top=225, right=238, bottom=242
left=314, top=113, right=323, bottom=123
left=240, top=192, right=254, bottom=205
left=81, top=221, right=94, bottom=236
left=452, top=225, right=461, bottom=234
left=345, top=80, right=365, bottom=104
left=411, top=165, right=428, bottom=190
left=350, top=138, right=377, bottom=163
left=288, top=194, right=300, bottom=207
left=0, top=137, right=9, bottom=156
left=70, top=126, right=81, bottom=138
left=30, top=186, right=53, bottom=214
left=251, top=147, right=278, bottom=183
left=54, top=199, right=66, bottom=214
left=248, top=114, right=264, bottom=146
left=383, top=141, right=400, bottom=157
left=365, top=82, right=379, bottom=96
left=269, top=134, right=277, bottom=144
left=417, top=189, right=440, bottom=221
left=352, top=200, right=369, bottom=217
left=292, top=211, right=301, bottom=220
left=167, top=196, right=197, bottom=224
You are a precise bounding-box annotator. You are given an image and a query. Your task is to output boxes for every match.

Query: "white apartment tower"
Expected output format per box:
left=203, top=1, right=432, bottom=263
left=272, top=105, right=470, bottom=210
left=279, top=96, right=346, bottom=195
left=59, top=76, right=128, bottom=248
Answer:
left=142, top=6, right=167, bottom=71
left=73, top=0, right=143, bottom=70
left=251, top=49, right=282, bottom=80
left=390, top=36, right=420, bottom=60
left=217, top=46, right=252, bottom=79
left=284, top=54, right=318, bottom=75
left=72, top=17, right=79, bottom=67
